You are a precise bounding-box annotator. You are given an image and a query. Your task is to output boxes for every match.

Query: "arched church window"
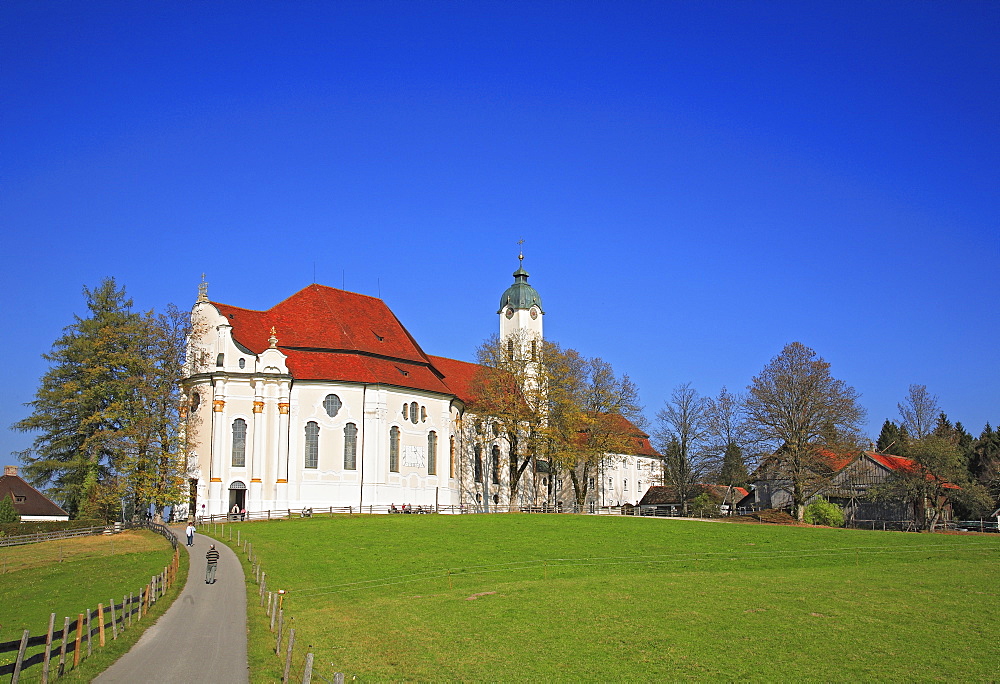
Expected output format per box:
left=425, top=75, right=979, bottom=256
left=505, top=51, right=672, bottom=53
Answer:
left=427, top=431, right=437, bottom=476
left=190, top=393, right=200, bottom=412
left=449, top=435, right=456, bottom=478
left=216, top=353, right=225, bottom=367
left=305, top=422, right=319, bottom=469
left=507, top=339, right=514, bottom=359
left=421, top=406, right=427, bottom=422
left=344, top=423, right=357, bottom=470
left=531, top=340, right=537, bottom=361
left=389, top=426, right=400, bottom=472
left=231, top=419, right=246, bottom=467
left=491, top=445, right=500, bottom=484
left=402, top=404, right=407, bottom=419
left=238, top=358, right=246, bottom=369
left=409, top=402, right=419, bottom=424
left=474, top=445, right=483, bottom=482
left=324, top=394, right=342, bottom=418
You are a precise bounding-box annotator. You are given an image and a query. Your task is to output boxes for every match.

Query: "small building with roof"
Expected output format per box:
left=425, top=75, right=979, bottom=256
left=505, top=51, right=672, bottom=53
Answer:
left=0, top=465, right=70, bottom=521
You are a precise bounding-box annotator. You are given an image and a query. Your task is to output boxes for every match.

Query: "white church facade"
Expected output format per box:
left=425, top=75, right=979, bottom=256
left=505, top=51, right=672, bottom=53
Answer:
left=182, top=260, right=659, bottom=517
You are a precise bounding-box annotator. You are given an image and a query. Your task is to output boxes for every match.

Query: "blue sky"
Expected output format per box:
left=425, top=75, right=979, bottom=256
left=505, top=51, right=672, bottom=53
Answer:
left=2, top=1, right=997, bottom=461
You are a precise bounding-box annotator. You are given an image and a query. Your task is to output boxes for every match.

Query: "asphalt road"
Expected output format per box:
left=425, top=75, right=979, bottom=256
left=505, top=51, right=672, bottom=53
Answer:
left=94, top=526, right=249, bottom=684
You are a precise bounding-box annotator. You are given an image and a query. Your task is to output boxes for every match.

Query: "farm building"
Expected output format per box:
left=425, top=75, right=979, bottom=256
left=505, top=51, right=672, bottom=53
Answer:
left=0, top=465, right=69, bottom=521
left=637, top=484, right=749, bottom=516
left=751, top=450, right=957, bottom=526
left=182, top=256, right=657, bottom=517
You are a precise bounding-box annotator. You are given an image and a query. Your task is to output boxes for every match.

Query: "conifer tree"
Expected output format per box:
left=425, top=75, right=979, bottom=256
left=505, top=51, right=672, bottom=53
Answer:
left=13, top=280, right=189, bottom=520
left=14, top=279, right=139, bottom=516
left=0, top=494, right=20, bottom=523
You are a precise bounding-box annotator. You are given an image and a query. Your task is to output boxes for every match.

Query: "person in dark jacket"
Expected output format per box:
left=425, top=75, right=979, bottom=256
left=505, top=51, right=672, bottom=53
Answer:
left=206, top=544, right=220, bottom=584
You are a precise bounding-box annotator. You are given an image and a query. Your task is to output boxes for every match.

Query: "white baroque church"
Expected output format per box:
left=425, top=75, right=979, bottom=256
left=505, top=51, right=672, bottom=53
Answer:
left=182, top=258, right=659, bottom=517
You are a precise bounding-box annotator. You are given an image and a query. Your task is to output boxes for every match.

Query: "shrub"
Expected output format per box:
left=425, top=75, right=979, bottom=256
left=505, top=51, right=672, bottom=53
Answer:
left=690, top=493, right=720, bottom=518
left=0, top=494, right=20, bottom=523
left=803, top=498, right=845, bottom=527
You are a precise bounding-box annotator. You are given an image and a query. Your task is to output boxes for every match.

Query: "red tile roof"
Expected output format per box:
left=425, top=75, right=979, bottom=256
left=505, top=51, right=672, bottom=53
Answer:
left=427, top=356, right=484, bottom=405
left=214, top=285, right=432, bottom=364
left=865, top=451, right=960, bottom=489
left=213, top=285, right=479, bottom=396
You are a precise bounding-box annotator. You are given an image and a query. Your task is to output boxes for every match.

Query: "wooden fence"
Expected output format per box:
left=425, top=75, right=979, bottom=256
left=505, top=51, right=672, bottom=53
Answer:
left=0, top=525, right=119, bottom=549
left=198, top=502, right=640, bottom=525
left=0, top=523, right=180, bottom=683
left=234, top=532, right=348, bottom=684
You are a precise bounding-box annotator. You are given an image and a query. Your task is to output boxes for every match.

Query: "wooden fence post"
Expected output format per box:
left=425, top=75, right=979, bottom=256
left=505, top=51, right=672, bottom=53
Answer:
left=42, top=612, right=55, bottom=683
left=57, top=615, right=70, bottom=675
left=302, top=652, right=314, bottom=683
left=283, top=628, right=296, bottom=683
left=110, top=599, right=118, bottom=639
left=98, top=603, right=106, bottom=647
left=86, top=608, right=92, bottom=656
left=74, top=613, right=84, bottom=668
left=11, top=629, right=30, bottom=684
left=270, top=595, right=278, bottom=630
left=275, top=610, right=284, bottom=653
left=334, top=673, right=344, bottom=684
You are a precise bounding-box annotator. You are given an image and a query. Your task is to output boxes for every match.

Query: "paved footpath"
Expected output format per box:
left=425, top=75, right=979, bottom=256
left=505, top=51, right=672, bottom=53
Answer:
left=94, top=526, right=249, bottom=684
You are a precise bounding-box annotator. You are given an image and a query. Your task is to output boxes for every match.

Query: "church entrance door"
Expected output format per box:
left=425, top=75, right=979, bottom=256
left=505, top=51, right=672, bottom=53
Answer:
left=228, top=481, right=247, bottom=518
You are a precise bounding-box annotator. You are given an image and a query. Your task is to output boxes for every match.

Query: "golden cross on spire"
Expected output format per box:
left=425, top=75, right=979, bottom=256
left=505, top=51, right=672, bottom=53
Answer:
left=197, top=273, right=209, bottom=302
left=517, top=238, right=524, bottom=262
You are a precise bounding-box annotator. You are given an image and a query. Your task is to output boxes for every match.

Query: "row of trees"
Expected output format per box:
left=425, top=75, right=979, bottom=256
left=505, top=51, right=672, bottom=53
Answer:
left=471, top=333, right=998, bottom=524
left=654, top=342, right=866, bottom=519
left=871, top=385, right=997, bottom=526
left=12, top=279, right=189, bottom=520
left=468, top=330, right=643, bottom=508
left=653, top=346, right=997, bottom=524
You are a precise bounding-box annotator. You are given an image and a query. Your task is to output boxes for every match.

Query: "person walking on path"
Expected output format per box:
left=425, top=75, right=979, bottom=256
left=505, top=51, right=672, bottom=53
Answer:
left=94, top=526, right=249, bottom=683
left=185, top=522, right=196, bottom=547
left=206, top=544, right=220, bottom=584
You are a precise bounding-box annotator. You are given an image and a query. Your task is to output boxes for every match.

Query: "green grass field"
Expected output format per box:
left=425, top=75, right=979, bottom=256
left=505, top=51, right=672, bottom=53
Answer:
left=0, top=530, right=185, bottom=683
left=222, top=514, right=1000, bottom=682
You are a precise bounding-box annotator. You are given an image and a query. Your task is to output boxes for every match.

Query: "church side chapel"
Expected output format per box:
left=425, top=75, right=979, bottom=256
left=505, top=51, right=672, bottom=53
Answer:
left=182, top=257, right=658, bottom=517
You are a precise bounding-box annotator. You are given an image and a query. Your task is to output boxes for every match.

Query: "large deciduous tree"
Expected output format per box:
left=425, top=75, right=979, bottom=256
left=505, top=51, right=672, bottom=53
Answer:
left=544, top=346, right=642, bottom=510
left=470, top=330, right=547, bottom=506
left=13, top=279, right=188, bottom=520
left=655, top=383, right=710, bottom=513
left=744, top=342, right=866, bottom=521
left=898, top=384, right=939, bottom=440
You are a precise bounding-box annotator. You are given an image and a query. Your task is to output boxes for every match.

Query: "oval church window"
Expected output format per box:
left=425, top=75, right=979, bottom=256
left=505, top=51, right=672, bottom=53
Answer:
left=324, top=394, right=342, bottom=418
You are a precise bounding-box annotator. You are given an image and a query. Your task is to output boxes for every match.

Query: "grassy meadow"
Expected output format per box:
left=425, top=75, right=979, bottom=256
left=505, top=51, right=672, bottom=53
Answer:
left=0, top=529, right=185, bottom=682
left=219, top=514, right=1000, bottom=682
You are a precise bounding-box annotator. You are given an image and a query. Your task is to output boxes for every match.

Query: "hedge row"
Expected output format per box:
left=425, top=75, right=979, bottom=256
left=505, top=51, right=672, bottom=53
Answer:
left=0, top=518, right=106, bottom=536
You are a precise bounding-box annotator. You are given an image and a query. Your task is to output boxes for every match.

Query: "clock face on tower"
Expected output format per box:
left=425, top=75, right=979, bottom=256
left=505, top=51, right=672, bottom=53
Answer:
left=505, top=308, right=514, bottom=319
left=530, top=307, right=538, bottom=319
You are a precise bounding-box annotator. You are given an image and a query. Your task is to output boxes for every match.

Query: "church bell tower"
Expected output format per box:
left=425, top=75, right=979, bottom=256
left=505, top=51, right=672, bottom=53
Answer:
left=498, top=250, right=543, bottom=345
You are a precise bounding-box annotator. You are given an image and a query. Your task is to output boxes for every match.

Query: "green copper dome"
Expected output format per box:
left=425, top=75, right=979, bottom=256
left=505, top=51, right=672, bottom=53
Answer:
left=498, top=261, right=544, bottom=313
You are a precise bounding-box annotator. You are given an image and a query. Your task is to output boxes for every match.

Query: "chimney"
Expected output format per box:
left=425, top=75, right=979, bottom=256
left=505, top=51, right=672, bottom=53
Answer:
left=4, top=465, right=17, bottom=477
